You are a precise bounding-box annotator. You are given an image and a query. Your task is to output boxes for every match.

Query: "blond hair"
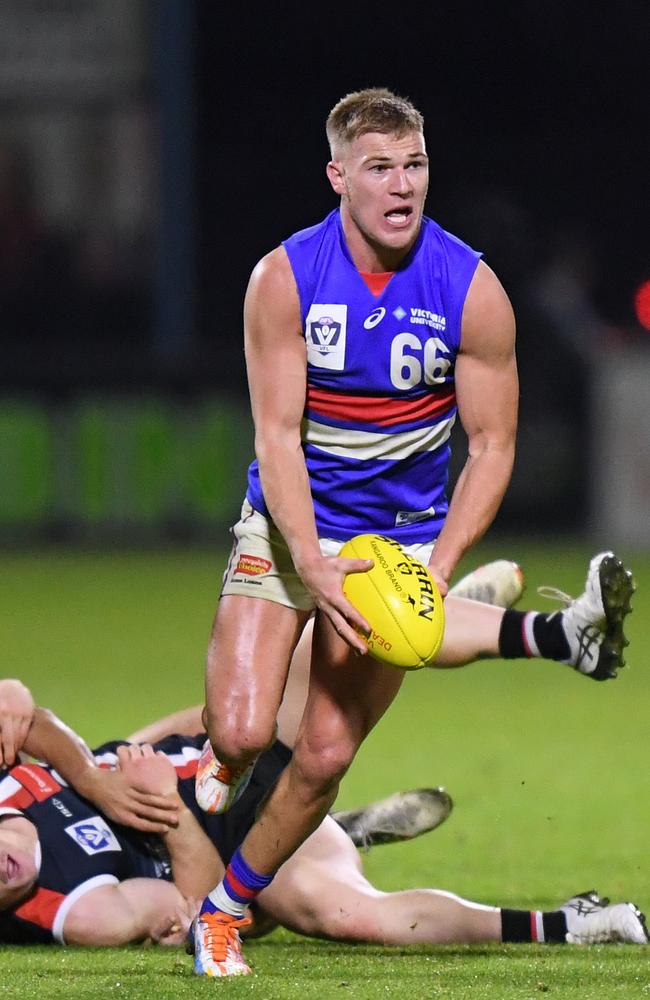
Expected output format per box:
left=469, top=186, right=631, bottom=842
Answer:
left=326, top=88, right=424, bottom=156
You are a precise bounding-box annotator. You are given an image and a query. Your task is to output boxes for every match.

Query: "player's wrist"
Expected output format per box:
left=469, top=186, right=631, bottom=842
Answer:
left=74, top=761, right=103, bottom=801
left=293, top=548, right=326, bottom=579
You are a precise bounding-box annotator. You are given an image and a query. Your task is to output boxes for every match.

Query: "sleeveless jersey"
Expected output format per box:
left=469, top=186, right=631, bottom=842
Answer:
left=246, top=209, right=481, bottom=543
left=0, top=734, right=290, bottom=944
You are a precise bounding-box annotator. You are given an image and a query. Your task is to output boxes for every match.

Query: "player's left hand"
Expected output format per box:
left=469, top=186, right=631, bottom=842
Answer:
left=298, top=553, right=373, bottom=654
left=0, top=679, right=35, bottom=767
left=150, top=896, right=199, bottom=947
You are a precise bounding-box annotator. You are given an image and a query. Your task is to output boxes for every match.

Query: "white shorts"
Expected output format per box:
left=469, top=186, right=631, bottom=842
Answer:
left=220, top=500, right=435, bottom=612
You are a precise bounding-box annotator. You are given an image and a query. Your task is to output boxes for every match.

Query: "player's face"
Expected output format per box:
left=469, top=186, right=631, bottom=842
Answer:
left=327, top=131, right=429, bottom=267
left=0, top=817, right=39, bottom=910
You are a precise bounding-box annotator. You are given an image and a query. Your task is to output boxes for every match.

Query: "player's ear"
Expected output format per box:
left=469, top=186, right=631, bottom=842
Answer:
left=326, top=160, right=346, bottom=196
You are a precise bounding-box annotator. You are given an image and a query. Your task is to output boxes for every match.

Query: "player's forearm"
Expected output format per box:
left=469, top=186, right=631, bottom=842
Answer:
left=163, top=806, right=224, bottom=899
left=430, top=443, right=515, bottom=583
left=22, top=707, right=97, bottom=790
left=256, top=435, right=322, bottom=573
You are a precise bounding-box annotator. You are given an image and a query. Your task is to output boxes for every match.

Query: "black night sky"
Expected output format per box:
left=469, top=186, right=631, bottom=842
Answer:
left=197, top=3, right=649, bottom=350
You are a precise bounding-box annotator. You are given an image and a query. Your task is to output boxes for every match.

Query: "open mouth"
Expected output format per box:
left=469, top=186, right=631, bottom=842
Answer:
left=0, top=855, right=21, bottom=885
left=384, top=206, right=413, bottom=227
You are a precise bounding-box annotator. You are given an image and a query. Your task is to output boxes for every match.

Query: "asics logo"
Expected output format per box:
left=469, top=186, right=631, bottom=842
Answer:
left=575, top=624, right=598, bottom=667
left=364, top=307, right=386, bottom=330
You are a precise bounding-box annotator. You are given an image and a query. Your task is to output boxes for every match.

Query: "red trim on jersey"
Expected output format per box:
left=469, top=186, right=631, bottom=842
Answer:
left=306, top=385, right=456, bottom=428
left=174, top=760, right=199, bottom=780
left=359, top=271, right=394, bottom=296
left=15, top=887, right=64, bottom=931
left=0, top=786, right=34, bottom=810
left=11, top=765, right=61, bottom=802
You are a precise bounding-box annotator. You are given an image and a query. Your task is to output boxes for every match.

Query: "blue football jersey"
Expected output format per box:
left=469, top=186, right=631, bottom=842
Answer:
left=246, top=209, right=481, bottom=542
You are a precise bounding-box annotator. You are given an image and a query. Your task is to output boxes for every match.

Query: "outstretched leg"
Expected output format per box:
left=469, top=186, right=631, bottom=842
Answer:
left=258, top=816, right=648, bottom=946
left=437, top=552, right=634, bottom=680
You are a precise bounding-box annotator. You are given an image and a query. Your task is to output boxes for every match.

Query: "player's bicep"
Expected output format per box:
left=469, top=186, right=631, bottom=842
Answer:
left=63, top=878, right=184, bottom=946
left=244, top=248, right=307, bottom=443
left=456, top=261, right=518, bottom=445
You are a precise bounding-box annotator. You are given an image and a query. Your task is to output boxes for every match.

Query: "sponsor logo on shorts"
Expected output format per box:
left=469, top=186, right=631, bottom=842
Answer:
left=235, top=554, right=272, bottom=576
left=64, top=817, right=122, bottom=855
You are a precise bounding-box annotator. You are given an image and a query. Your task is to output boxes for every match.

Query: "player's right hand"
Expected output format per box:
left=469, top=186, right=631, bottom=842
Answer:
left=0, top=679, right=35, bottom=767
left=298, top=555, right=373, bottom=654
left=83, top=745, right=180, bottom=834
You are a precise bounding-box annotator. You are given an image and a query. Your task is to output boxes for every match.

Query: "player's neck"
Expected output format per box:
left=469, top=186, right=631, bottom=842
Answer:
left=340, top=211, right=416, bottom=273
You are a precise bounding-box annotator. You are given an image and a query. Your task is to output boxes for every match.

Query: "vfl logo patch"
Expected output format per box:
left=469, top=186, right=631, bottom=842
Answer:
left=311, top=317, right=341, bottom=350
left=364, top=307, right=385, bottom=329
left=305, top=303, right=347, bottom=370
left=235, top=554, right=272, bottom=576
left=65, top=817, right=122, bottom=856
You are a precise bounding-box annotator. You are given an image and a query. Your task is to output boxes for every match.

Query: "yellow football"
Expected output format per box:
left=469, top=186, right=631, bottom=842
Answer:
left=339, top=533, right=445, bottom=670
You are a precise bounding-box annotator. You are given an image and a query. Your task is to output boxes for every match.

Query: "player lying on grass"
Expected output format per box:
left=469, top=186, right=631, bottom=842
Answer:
left=0, top=560, right=645, bottom=951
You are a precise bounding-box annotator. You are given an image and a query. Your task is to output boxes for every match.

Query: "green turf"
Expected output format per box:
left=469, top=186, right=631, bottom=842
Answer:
left=1, top=541, right=649, bottom=998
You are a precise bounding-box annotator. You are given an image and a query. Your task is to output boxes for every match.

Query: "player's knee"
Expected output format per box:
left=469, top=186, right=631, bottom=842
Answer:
left=205, top=712, right=274, bottom=766
left=294, top=739, right=355, bottom=792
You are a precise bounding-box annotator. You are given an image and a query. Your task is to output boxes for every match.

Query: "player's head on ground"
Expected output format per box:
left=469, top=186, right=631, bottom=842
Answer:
left=325, top=88, right=428, bottom=267
left=0, top=814, right=39, bottom=909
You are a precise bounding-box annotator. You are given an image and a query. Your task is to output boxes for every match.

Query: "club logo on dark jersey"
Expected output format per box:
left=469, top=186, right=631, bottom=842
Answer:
left=64, top=816, right=121, bottom=855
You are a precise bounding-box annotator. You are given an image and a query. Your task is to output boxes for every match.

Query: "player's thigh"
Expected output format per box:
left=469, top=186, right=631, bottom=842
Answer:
left=258, top=816, right=379, bottom=938
left=206, top=594, right=310, bottom=732
left=298, top=612, right=404, bottom=757
left=276, top=617, right=314, bottom=749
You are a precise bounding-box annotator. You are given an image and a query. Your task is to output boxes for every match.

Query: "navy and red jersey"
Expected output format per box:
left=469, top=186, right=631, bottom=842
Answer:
left=0, top=734, right=290, bottom=944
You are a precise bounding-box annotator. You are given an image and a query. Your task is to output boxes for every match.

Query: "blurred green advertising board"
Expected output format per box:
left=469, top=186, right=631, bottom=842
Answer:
left=0, top=397, right=253, bottom=537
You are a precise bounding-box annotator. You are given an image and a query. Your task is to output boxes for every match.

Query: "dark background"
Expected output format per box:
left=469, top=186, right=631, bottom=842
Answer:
left=198, top=3, right=649, bottom=366
left=1, top=1, right=648, bottom=539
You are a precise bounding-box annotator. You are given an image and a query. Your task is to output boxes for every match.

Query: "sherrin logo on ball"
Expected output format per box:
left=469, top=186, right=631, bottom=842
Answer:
left=339, top=533, right=445, bottom=670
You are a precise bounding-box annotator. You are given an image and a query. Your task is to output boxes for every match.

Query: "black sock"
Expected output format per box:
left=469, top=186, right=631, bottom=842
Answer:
left=500, top=908, right=568, bottom=943
left=499, top=609, right=528, bottom=658
left=499, top=610, right=570, bottom=662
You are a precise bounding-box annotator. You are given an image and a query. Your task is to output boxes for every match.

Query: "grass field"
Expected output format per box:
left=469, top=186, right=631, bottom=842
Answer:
left=1, top=540, right=649, bottom=998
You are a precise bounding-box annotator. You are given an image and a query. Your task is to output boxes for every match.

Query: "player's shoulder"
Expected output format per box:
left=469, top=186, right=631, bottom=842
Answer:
left=247, top=245, right=300, bottom=318
left=422, top=215, right=482, bottom=261
left=461, top=259, right=516, bottom=352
